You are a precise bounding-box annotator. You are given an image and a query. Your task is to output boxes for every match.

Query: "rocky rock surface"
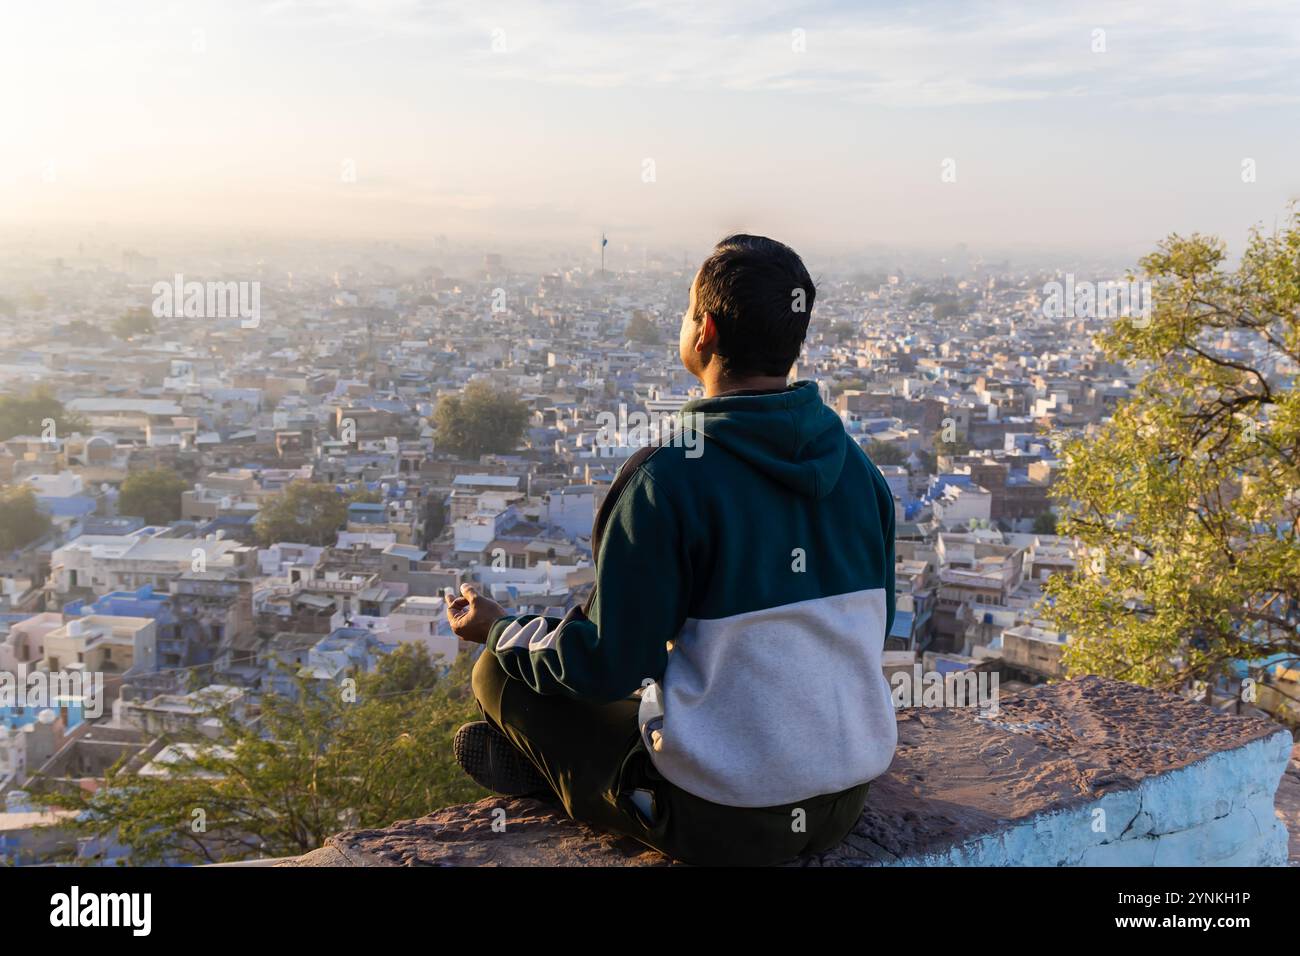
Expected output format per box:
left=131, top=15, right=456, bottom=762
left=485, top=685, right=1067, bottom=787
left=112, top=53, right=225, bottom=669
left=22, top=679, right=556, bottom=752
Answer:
left=279, top=675, right=1295, bottom=866
left=1274, top=742, right=1300, bottom=866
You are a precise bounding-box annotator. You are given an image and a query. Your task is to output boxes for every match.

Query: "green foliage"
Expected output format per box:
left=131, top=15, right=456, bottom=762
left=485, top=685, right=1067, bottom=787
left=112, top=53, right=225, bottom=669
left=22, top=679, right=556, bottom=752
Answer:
left=0, top=388, right=85, bottom=442
left=62, top=319, right=110, bottom=343
left=624, top=313, right=660, bottom=344
left=1031, top=511, right=1058, bottom=535
left=433, top=381, right=528, bottom=460
left=865, top=439, right=908, bottom=466
left=0, top=485, right=52, bottom=551
left=421, top=494, right=446, bottom=545
left=112, top=308, right=155, bottom=340
left=254, top=480, right=377, bottom=547
left=1043, top=209, right=1300, bottom=690
left=907, top=289, right=977, bottom=319
left=118, top=468, right=189, bottom=526
left=933, top=299, right=969, bottom=321
left=828, top=377, right=871, bottom=396
left=44, top=644, right=487, bottom=865
left=933, top=430, right=970, bottom=458
left=828, top=320, right=856, bottom=342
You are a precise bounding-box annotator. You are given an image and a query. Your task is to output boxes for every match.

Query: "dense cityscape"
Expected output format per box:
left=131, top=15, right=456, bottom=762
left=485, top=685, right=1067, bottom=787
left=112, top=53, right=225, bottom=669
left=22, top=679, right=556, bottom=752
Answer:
left=0, top=232, right=1292, bottom=865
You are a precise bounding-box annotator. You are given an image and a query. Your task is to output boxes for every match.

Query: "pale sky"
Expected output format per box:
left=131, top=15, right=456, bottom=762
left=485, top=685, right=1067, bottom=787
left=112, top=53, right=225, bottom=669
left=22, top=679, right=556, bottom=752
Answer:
left=3, top=0, right=1298, bottom=256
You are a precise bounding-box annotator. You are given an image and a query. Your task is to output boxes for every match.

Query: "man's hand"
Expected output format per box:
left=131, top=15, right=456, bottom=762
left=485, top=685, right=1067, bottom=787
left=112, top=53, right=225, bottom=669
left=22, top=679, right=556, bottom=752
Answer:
left=444, top=583, right=506, bottom=644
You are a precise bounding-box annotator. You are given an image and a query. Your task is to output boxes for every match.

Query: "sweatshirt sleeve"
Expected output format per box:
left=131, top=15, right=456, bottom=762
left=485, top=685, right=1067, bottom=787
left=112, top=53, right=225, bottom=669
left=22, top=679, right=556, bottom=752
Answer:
left=487, top=467, right=686, bottom=703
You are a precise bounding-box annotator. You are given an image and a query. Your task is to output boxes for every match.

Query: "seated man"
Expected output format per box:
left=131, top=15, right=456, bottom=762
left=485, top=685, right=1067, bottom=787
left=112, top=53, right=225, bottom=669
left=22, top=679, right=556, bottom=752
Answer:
left=446, top=234, right=898, bottom=866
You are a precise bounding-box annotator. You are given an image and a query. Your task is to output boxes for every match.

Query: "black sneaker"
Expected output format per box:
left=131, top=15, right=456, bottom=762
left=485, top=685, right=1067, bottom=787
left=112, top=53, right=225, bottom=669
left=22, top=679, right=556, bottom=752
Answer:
left=453, top=721, right=552, bottom=797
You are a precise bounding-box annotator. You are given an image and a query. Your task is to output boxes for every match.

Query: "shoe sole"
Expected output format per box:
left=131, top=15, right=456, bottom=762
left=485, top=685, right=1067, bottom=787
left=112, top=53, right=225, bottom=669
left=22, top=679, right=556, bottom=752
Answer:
left=454, top=722, right=551, bottom=797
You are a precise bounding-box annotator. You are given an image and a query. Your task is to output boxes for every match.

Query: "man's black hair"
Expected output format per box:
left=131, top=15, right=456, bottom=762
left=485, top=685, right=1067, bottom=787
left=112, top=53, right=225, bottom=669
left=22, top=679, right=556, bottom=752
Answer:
left=693, top=234, right=816, bottom=377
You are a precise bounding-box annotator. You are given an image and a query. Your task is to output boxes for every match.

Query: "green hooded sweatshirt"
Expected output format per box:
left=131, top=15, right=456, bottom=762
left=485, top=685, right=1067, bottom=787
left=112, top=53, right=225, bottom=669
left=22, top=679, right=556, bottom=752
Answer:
left=487, top=380, right=898, bottom=808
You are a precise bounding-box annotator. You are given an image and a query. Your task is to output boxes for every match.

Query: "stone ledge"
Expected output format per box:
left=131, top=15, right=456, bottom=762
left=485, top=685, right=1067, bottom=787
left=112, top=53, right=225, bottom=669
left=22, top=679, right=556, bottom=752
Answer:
left=279, top=675, right=1295, bottom=867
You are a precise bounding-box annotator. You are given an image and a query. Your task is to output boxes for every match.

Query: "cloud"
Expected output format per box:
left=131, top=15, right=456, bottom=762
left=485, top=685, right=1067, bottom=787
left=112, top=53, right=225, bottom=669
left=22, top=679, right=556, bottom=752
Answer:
left=258, top=0, right=1300, bottom=109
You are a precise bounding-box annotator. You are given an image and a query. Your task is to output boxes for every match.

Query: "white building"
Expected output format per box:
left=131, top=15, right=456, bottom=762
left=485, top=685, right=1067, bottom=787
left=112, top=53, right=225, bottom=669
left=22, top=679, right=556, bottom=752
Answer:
left=386, top=596, right=461, bottom=664
left=453, top=507, right=515, bottom=556
left=44, top=614, right=158, bottom=678
left=51, top=532, right=253, bottom=595
left=932, top=484, right=993, bottom=528
left=544, top=485, right=596, bottom=540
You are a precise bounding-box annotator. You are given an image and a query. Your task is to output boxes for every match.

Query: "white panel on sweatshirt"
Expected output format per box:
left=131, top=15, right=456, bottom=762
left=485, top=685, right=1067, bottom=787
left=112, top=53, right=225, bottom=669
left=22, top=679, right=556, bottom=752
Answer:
left=496, top=616, right=552, bottom=651
left=638, top=587, right=898, bottom=808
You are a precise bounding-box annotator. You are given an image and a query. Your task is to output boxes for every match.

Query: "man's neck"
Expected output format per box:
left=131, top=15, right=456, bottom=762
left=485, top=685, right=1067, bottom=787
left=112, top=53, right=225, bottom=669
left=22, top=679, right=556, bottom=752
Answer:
left=702, top=373, right=791, bottom=398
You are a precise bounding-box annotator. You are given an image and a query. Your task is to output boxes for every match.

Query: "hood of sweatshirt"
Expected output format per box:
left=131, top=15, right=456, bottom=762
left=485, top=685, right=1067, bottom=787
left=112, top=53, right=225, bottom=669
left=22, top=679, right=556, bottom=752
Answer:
left=678, top=380, right=848, bottom=499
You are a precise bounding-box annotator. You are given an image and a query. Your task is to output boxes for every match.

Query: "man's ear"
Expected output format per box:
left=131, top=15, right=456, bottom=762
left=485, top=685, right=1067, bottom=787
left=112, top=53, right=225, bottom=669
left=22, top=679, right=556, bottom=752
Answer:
left=696, top=312, right=719, bottom=353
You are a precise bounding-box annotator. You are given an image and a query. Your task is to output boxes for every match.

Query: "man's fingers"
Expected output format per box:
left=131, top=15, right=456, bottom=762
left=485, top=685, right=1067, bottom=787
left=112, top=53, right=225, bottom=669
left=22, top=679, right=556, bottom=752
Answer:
left=459, top=583, right=479, bottom=602
left=445, top=587, right=470, bottom=626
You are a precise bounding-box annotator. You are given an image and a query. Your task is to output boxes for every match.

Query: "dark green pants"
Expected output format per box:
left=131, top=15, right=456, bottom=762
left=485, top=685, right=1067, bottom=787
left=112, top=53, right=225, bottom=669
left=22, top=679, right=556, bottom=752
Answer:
left=471, top=647, right=869, bottom=866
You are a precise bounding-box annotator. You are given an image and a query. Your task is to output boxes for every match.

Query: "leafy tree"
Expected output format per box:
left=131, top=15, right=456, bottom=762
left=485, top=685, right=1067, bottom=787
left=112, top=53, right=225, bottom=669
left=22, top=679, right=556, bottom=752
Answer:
left=625, top=313, right=660, bottom=344
left=1031, top=511, right=1058, bottom=535
left=0, top=485, right=52, bottom=551
left=254, top=480, right=378, bottom=547
left=828, top=320, right=856, bottom=342
left=433, top=381, right=528, bottom=460
left=112, top=307, right=155, bottom=340
left=933, top=298, right=972, bottom=321
left=828, top=377, right=871, bottom=397
left=1043, top=210, right=1300, bottom=691
left=912, top=449, right=938, bottom=476
left=118, top=468, right=189, bottom=526
left=43, top=644, right=487, bottom=864
left=907, top=289, right=975, bottom=320
left=865, top=439, right=908, bottom=466
left=0, top=389, right=85, bottom=442
left=62, top=319, right=110, bottom=343
left=421, top=494, right=446, bottom=545
left=933, top=430, right=970, bottom=459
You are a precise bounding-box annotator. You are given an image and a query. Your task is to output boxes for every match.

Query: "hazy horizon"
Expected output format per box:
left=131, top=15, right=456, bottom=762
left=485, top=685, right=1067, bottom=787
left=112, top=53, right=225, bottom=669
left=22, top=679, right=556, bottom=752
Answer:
left=4, top=0, right=1299, bottom=261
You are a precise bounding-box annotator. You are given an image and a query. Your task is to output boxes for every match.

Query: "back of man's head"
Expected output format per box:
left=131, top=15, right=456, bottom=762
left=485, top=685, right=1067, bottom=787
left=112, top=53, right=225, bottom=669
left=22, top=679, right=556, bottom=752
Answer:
left=694, top=234, right=816, bottom=377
